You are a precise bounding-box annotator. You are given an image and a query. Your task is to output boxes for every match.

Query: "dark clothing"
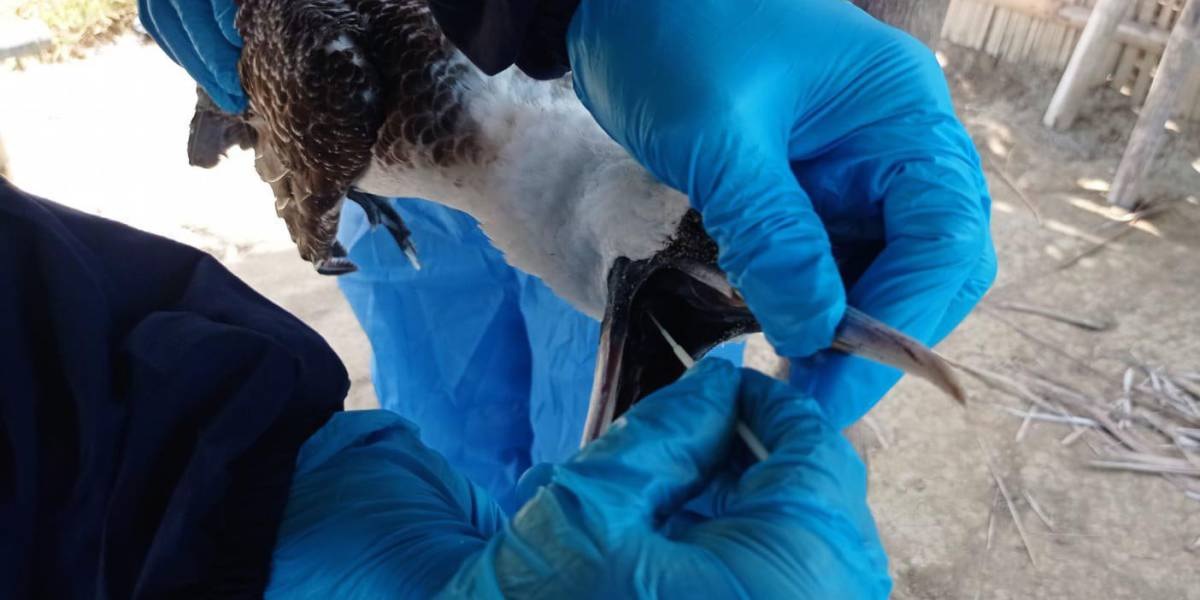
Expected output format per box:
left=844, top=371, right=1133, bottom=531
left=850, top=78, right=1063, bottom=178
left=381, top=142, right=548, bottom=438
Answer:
left=0, top=179, right=347, bottom=598
left=428, top=0, right=580, bottom=79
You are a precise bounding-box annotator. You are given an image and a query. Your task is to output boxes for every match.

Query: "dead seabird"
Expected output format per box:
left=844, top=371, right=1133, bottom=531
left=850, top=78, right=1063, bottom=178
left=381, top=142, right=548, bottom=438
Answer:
left=188, top=0, right=965, bottom=445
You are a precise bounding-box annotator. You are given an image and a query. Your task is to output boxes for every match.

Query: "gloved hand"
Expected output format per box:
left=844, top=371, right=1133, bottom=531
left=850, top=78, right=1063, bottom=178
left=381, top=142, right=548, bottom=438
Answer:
left=138, top=0, right=247, bottom=113
left=568, top=0, right=997, bottom=428
left=446, top=358, right=889, bottom=597
left=268, top=358, right=890, bottom=598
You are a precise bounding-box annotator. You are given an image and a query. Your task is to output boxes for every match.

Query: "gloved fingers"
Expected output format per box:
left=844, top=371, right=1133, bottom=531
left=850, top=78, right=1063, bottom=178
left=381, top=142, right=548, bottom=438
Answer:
left=658, top=461, right=746, bottom=536
left=543, top=358, right=742, bottom=537
left=932, top=232, right=998, bottom=341
left=698, top=149, right=847, bottom=359
left=725, top=371, right=872, bottom=521
left=141, top=0, right=246, bottom=113
left=797, top=233, right=994, bottom=428
left=790, top=352, right=897, bottom=432
left=138, top=0, right=181, bottom=64
left=514, top=463, right=556, bottom=507
left=678, top=370, right=890, bottom=597
left=175, top=0, right=245, bottom=108
left=801, top=152, right=991, bottom=428
left=267, top=411, right=505, bottom=598
left=211, top=0, right=243, bottom=48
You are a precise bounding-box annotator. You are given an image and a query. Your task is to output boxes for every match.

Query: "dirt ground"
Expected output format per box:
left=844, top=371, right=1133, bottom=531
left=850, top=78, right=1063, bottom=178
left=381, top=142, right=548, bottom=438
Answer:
left=2, top=37, right=1198, bottom=599
left=870, top=49, right=1200, bottom=599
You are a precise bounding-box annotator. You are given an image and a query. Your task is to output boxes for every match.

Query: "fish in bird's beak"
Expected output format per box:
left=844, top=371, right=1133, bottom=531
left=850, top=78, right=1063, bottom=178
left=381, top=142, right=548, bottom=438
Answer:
left=581, top=213, right=967, bottom=446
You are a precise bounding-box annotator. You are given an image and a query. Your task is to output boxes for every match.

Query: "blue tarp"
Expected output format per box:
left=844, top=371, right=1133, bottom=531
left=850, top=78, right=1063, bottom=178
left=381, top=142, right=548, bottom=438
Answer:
left=337, top=198, right=743, bottom=513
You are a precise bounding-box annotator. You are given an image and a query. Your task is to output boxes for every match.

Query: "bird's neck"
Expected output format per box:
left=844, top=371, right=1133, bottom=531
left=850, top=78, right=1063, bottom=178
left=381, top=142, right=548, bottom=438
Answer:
left=358, top=61, right=691, bottom=317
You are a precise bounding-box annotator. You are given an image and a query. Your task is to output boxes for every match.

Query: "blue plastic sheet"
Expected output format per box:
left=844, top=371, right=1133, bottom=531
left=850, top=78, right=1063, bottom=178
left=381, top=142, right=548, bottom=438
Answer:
left=337, top=198, right=742, bottom=512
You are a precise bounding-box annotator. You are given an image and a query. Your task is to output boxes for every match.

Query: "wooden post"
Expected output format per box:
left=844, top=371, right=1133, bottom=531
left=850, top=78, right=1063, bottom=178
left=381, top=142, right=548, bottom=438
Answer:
left=1109, top=0, right=1200, bottom=209
left=985, top=0, right=1065, bottom=21
left=1057, top=5, right=1171, bottom=52
left=853, top=0, right=953, bottom=48
left=1043, top=0, right=1131, bottom=130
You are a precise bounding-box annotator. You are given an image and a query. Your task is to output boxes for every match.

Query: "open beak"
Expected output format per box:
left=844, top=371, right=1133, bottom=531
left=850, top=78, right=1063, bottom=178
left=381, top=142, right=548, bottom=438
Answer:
left=580, top=255, right=967, bottom=447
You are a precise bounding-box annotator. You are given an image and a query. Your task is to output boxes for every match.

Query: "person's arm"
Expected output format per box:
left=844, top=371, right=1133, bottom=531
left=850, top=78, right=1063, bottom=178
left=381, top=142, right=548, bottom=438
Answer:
left=267, top=359, right=891, bottom=598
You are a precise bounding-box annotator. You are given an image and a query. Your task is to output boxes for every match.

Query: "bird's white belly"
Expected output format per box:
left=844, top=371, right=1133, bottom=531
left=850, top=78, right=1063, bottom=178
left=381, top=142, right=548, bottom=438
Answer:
left=357, top=68, right=692, bottom=318
left=357, top=152, right=691, bottom=319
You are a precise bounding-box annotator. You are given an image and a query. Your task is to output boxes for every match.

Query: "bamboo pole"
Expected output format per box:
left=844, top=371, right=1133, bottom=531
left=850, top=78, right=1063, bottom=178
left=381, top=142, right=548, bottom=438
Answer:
left=1044, top=0, right=1133, bottom=130
left=1058, top=5, right=1171, bottom=51
left=982, top=0, right=1167, bottom=49
left=1109, top=0, right=1200, bottom=209
left=985, top=0, right=1065, bottom=21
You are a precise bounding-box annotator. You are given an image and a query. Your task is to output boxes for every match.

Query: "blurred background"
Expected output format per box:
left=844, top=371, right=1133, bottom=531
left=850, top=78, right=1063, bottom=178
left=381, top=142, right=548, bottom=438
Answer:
left=2, top=0, right=1198, bottom=597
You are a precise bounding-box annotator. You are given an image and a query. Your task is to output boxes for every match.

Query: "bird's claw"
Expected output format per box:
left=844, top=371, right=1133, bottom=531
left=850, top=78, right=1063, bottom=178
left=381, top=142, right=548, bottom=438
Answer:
left=402, top=244, right=422, bottom=271
left=347, top=189, right=421, bottom=270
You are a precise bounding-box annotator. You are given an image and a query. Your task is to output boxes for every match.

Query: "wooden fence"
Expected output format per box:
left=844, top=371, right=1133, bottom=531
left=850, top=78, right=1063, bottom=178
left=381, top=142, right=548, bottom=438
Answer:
left=942, top=0, right=1200, bottom=122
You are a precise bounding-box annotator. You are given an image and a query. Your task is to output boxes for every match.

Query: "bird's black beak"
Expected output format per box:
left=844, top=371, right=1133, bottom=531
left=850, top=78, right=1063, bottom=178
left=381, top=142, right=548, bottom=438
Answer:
left=581, top=256, right=967, bottom=447
left=582, top=256, right=758, bottom=443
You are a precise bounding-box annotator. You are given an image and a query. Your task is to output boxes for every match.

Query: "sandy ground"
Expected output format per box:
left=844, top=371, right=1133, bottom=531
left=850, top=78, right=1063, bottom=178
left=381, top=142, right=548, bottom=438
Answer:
left=873, top=49, right=1200, bottom=599
left=3, top=36, right=1199, bottom=598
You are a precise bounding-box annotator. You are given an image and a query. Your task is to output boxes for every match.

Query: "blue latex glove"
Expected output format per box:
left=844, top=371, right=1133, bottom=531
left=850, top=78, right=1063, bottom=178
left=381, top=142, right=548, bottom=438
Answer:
left=568, top=0, right=997, bottom=428
left=265, top=410, right=507, bottom=598
left=138, top=0, right=247, bottom=113
left=268, top=359, right=890, bottom=598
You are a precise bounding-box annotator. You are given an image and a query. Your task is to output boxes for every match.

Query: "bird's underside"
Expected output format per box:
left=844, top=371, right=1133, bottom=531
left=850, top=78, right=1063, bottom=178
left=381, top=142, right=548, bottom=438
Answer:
left=188, top=0, right=967, bottom=449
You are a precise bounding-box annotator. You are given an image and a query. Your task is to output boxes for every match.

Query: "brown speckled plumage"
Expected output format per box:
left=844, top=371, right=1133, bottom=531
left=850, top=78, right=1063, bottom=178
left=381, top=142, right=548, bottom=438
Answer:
left=359, top=0, right=481, bottom=168
left=223, top=0, right=479, bottom=267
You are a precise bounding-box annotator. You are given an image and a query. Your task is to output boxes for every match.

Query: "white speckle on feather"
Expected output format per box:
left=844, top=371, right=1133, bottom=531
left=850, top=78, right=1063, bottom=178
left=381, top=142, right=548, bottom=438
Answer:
left=361, top=89, right=375, bottom=103
left=325, top=35, right=354, bottom=53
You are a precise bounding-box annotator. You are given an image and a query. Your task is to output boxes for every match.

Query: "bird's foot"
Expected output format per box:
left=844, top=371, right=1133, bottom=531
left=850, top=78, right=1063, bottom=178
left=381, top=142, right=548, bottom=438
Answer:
left=347, top=190, right=421, bottom=270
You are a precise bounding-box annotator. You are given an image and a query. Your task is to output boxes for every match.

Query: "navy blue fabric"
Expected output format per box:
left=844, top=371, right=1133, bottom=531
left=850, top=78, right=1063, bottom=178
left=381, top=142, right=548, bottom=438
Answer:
left=427, top=0, right=579, bottom=79
left=0, top=180, right=347, bottom=599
